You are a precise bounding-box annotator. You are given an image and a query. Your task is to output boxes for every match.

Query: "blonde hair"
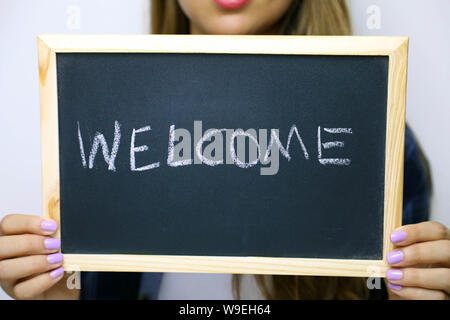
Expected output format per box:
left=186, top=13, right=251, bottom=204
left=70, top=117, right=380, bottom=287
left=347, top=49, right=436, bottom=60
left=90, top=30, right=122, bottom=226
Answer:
left=150, top=0, right=368, bottom=300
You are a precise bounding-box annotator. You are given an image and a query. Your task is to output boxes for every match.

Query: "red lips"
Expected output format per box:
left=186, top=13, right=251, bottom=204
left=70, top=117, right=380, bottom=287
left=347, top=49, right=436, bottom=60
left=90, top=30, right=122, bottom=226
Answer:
left=213, top=0, right=251, bottom=10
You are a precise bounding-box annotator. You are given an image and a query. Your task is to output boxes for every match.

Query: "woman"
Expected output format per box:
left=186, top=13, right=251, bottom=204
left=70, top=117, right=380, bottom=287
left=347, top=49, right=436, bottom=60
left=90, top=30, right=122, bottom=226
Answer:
left=0, top=0, right=448, bottom=300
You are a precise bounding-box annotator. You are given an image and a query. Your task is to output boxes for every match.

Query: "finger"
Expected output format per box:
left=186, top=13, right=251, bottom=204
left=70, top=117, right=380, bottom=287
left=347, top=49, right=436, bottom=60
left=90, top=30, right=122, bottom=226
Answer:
left=387, top=268, right=450, bottom=294
left=387, top=240, right=450, bottom=267
left=12, top=266, right=64, bottom=299
left=0, top=253, right=63, bottom=281
left=0, top=235, right=61, bottom=259
left=387, top=282, right=449, bottom=300
left=391, top=221, right=450, bottom=247
left=0, top=214, right=58, bottom=236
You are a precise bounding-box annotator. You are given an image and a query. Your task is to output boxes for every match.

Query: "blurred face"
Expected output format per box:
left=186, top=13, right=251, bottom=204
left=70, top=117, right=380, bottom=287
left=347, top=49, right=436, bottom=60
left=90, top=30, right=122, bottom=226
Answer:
left=177, top=0, right=293, bottom=35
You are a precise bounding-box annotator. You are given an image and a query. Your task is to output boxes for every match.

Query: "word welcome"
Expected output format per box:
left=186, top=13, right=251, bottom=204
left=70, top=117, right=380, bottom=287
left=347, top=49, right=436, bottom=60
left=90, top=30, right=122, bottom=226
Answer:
left=77, top=121, right=353, bottom=176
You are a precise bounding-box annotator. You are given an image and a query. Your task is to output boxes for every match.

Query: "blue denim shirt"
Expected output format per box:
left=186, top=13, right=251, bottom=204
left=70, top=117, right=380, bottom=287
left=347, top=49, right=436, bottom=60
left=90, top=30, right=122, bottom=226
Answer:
left=80, top=125, right=432, bottom=300
left=402, top=126, right=431, bottom=225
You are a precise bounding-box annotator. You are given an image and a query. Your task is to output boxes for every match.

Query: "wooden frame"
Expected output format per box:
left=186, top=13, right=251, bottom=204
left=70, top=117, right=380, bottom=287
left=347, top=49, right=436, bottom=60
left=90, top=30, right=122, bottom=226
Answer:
left=38, top=35, right=408, bottom=277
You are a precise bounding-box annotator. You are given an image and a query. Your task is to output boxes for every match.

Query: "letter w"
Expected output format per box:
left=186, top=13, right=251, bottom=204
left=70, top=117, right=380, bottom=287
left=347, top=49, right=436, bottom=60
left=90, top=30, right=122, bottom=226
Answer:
left=77, top=121, right=121, bottom=171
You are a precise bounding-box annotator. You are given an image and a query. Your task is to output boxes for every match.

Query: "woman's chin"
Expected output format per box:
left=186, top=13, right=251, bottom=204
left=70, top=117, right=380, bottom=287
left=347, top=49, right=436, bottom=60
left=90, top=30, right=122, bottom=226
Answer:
left=196, top=17, right=260, bottom=35
left=209, top=27, right=252, bottom=35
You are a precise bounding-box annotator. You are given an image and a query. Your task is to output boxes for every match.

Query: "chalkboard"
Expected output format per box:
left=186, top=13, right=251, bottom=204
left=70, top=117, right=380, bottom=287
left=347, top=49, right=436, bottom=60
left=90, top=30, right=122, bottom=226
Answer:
left=38, top=35, right=408, bottom=277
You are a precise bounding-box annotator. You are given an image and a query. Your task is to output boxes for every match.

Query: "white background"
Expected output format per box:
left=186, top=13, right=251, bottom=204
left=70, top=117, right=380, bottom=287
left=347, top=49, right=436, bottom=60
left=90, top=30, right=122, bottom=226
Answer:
left=0, top=0, right=448, bottom=299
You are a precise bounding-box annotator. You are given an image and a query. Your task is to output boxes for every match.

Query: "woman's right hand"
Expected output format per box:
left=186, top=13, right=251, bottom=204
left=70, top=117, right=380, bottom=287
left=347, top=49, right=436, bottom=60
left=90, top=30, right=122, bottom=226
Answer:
left=0, top=214, right=78, bottom=299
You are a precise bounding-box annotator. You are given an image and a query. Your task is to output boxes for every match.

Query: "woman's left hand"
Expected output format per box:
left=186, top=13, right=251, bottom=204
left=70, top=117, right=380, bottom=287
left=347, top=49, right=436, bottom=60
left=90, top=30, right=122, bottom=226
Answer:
left=386, top=221, right=450, bottom=300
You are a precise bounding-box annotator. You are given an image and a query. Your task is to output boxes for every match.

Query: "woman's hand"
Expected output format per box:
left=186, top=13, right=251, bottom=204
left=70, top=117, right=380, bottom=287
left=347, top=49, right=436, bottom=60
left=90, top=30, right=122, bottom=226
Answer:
left=0, top=214, right=78, bottom=299
left=386, top=221, right=450, bottom=300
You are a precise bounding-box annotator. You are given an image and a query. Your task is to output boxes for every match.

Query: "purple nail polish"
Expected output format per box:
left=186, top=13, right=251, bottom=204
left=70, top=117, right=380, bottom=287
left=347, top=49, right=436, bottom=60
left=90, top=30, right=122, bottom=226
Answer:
left=386, top=269, right=403, bottom=280
left=41, top=219, right=57, bottom=232
left=47, top=253, right=63, bottom=264
left=390, top=231, right=406, bottom=243
left=44, top=238, right=61, bottom=250
left=388, top=282, right=402, bottom=291
left=50, top=267, right=64, bottom=279
left=387, top=250, right=404, bottom=264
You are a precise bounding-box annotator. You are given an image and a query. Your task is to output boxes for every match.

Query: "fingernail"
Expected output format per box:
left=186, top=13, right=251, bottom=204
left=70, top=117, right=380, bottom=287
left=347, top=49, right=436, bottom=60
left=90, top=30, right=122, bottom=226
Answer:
left=387, top=250, right=404, bottom=264
left=47, top=252, right=63, bottom=264
left=50, top=267, right=64, bottom=279
left=386, top=269, right=403, bottom=280
left=41, top=219, right=57, bottom=232
left=388, top=282, right=402, bottom=291
left=390, top=231, right=406, bottom=243
left=44, top=238, right=61, bottom=250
